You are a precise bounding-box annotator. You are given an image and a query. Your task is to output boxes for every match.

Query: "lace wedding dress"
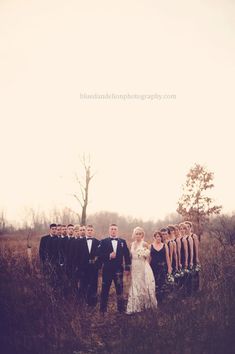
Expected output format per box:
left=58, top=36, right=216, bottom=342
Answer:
left=126, top=241, right=157, bottom=314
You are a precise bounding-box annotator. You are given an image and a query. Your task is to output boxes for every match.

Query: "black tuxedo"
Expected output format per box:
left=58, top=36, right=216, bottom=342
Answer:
left=39, top=235, right=59, bottom=266
left=65, top=237, right=77, bottom=278
left=63, top=237, right=81, bottom=296
left=98, top=237, right=131, bottom=313
left=78, top=237, right=100, bottom=306
left=57, top=236, right=68, bottom=267
left=39, top=235, right=59, bottom=286
left=56, top=236, right=69, bottom=290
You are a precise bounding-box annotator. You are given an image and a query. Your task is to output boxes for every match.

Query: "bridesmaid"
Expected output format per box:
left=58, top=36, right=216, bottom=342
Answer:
left=185, top=221, right=200, bottom=292
left=150, top=231, right=172, bottom=303
left=178, top=223, right=189, bottom=291
left=174, top=224, right=184, bottom=280
left=185, top=223, right=194, bottom=296
left=178, top=222, right=193, bottom=296
left=167, top=225, right=179, bottom=277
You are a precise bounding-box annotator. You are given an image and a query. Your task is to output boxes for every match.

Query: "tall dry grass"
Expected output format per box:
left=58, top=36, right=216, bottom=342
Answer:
left=0, top=233, right=234, bottom=354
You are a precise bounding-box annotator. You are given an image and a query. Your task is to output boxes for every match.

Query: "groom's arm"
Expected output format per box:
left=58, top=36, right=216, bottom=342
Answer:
left=123, top=240, right=131, bottom=271
left=97, top=239, right=111, bottom=267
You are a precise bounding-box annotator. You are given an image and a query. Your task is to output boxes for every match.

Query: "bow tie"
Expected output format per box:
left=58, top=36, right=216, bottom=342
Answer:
left=111, top=238, right=118, bottom=241
left=86, top=238, right=93, bottom=241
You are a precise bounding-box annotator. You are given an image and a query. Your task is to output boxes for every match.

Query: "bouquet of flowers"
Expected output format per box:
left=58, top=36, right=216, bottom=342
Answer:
left=166, top=273, right=175, bottom=284
left=137, top=247, right=150, bottom=259
left=183, top=267, right=190, bottom=274
left=174, top=270, right=183, bottom=279
left=194, top=263, right=201, bottom=272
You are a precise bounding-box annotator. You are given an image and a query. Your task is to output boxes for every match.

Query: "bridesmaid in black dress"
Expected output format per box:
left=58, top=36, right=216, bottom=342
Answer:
left=185, top=223, right=194, bottom=296
left=167, top=225, right=179, bottom=277
left=178, top=223, right=189, bottom=291
left=185, top=221, right=201, bottom=292
left=150, top=231, right=172, bottom=303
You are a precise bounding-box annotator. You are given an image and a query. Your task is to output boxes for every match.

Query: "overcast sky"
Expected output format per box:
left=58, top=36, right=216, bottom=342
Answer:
left=0, top=0, right=234, bottom=225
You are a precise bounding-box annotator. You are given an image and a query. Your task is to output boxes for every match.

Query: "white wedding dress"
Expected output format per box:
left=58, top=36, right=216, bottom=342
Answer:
left=126, top=241, right=157, bottom=314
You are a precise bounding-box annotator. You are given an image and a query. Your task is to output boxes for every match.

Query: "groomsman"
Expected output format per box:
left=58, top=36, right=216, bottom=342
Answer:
left=39, top=223, right=57, bottom=265
left=70, top=225, right=82, bottom=294
left=57, top=224, right=68, bottom=287
left=79, top=225, right=86, bottom=239
left=57, top=225, right=68, bottom=266
left=57, top=224, right=62, bottom=237
left=64, top=224, right=77, bottom=295
left=98, top=224, right=131, bottom=313
left=78, top=225, right=100, bottom=306
left=39, top=223, right=59, bottom=282
left=185, top=221, right=200, bottom=292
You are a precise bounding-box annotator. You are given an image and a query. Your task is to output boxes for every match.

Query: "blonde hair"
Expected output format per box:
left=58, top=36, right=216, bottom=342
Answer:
left=179, top=222, right=187, bottom=230
left=74, top=224, right=80, bottom=231
left=132, top=226, right=145, bottom=240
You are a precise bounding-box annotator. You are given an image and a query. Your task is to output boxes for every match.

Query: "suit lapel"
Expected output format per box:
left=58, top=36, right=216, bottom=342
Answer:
left=90, top=239, right=96, bottom=256
left=108, top=238, right=114, bottom=252
left=84, top=238, right=90, bottom=257
left=116, top=239, right=121, bottom=257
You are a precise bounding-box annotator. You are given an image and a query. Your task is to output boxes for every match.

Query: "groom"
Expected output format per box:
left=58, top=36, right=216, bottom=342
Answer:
left=98, top=223, right=131, bottom=313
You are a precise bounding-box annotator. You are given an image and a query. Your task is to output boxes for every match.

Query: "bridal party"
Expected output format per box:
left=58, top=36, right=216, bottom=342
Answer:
left=39, top=222, right=201, bottom=314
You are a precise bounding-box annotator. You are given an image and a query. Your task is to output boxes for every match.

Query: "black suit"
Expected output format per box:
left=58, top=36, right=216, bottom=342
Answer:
left=65, top=237, right=81, bottom=295
left=57, top=236, right=68, bottom=267
left=39, top=235, right=59, bottom=285
left=65, top=237, right=76, bottom=278
left=79, top=237, right=100, bottom=306
left=39, top=235, right=59, bottom=266
left=56, top=236, right=69, bottom=291
left=98, top=237, right=131, bottom=313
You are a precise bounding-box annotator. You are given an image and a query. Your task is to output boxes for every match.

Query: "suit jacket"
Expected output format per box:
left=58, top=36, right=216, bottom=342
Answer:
left=97, top=237, right=131, bottom=272
left=57, top=236, right=68, bottom=265
left=79, top=237, right=100, bottom=271
left=39, top=235, right=59, bottom=264
left=65, top=237, right=80, bottom=275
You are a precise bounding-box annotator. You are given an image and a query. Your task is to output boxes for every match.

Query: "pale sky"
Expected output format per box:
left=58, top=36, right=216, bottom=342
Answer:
left=0, top=0, right=234, bottom=225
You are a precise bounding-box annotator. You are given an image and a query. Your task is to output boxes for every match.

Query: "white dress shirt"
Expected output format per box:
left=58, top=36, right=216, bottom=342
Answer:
left=111, top=238, right=118, bottom=253
left=86, top=237, right=92, bottom=253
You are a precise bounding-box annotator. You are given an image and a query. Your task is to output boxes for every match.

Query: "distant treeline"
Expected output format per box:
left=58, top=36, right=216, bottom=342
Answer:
left=1, top=208, right=235, bottom=245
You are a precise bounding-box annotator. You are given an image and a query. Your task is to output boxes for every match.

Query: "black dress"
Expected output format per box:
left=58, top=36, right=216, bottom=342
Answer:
left=185, top=236, right=193, bottom=297
left=178, top=237, right=186, bottom=289
left=150, top=244, right=167, bottom=302
left=192, top=234, right=200, bottom=292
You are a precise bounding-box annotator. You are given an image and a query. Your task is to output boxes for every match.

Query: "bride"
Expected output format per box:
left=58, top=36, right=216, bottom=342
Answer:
left=126, top=227, right=157, bottom=314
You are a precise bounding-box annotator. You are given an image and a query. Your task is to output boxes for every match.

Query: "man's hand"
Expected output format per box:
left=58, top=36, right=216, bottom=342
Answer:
left=110, top=251, right=116, bottom=259
left=125, top=270, right=130, bottom=277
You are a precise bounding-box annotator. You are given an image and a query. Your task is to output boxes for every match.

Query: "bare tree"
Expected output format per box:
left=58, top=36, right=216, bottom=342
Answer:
left=0, top=209, right=6, bottom=234
left=73, top=154, right=95, bottom=225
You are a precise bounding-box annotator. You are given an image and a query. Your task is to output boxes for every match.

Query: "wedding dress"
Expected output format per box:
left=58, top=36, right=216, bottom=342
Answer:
left=126, top=241, right=157, bottom=314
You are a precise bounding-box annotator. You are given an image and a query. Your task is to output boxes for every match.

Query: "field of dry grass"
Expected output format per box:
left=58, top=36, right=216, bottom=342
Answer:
left=0, top=232, right=234, bottom=354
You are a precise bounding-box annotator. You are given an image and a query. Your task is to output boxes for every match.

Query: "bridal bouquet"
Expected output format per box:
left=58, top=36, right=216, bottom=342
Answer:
left=137, top=247, right=150, bottom=259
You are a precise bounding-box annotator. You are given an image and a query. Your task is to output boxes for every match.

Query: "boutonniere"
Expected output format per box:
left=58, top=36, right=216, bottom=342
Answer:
left=121, top=242, right=124, bottom=247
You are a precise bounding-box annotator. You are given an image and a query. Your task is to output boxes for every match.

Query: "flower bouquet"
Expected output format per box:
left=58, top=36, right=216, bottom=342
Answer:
left=194, top=263, right=201, bottom=272
left=183, top=267, right=190, bottom=275
left=166, top=273, right=175, bottom=284
left=174, top=270, right=183, bottom=279
left=137, top=247, right=150, bottom=259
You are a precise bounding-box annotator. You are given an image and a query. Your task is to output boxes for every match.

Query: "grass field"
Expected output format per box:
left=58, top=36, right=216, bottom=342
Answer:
left=0, top=232, right=234, bottom=354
